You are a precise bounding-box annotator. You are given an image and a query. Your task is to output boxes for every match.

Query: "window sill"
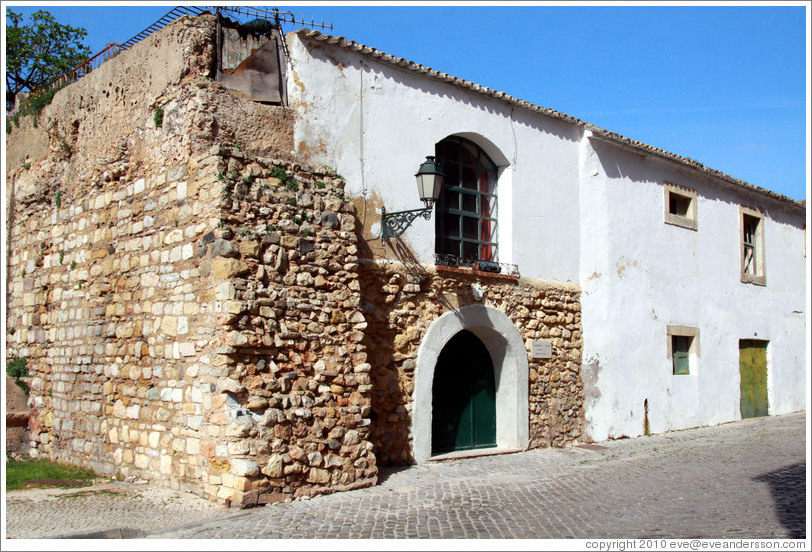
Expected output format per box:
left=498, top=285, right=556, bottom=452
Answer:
left=664, top=214, right=697, bottom=231
left=436, top=264, right=519, bottom=281
left=740, top=274, right=766, bottom=286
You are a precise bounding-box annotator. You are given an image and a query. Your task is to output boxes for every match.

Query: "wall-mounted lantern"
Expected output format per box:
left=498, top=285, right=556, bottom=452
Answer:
left=381, top=156, right=445, bottom=242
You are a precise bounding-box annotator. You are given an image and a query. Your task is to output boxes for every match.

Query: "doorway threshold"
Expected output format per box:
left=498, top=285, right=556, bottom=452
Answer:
left=428, top=447, right=523, bottom=463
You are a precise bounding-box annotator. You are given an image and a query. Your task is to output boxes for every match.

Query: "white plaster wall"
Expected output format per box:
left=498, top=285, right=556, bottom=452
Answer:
left=579, top=134, right=807, bottom=442
left=286, top=34, right=581, bottom=283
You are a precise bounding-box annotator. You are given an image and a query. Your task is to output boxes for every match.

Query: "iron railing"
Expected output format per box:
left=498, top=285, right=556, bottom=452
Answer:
left=435, top=253, right=520, bottom=277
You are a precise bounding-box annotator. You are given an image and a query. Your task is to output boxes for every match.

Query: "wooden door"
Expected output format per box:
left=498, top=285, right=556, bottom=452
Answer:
left=432, top=330, right=497, bottom=454
left=739, top=340, right=768, bottom=419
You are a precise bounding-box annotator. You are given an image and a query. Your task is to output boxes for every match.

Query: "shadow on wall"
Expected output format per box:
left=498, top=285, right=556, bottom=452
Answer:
left=356, top=235, right=460, bottom=466
left=753, top=462, right=806, bottom=539
left=357, top=253, right=415, bottom=467
left=589, top=138, right=803, bottom=228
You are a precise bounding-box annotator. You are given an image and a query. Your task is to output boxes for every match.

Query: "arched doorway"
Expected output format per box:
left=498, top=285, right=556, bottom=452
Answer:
left=412, top=304, right=529, bottom=464
left=432, top=330, right=497, bottom=454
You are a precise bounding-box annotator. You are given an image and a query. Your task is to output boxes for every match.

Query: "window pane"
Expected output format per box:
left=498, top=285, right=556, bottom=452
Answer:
left=672, top=335, right=691, bottom=375
left=743, top=245, right=756, bottom=275
left=444, top=214, right=460, bottom=239
left=461, top=192, right=477, bottom=214
left=462, top=241, right=478, bottom=260
left=462, top=216, right=479, bottom=239
left=443, top=161, right=460, bottom=188
left=445, top=190, right=461, bottom=211
left=461, top=166, right=477, bottom=189
left=482, top=195, right=496, bottom=219
left=460, top=141, right=478, bottom=165
left=669, top=193, right=691, bottom=216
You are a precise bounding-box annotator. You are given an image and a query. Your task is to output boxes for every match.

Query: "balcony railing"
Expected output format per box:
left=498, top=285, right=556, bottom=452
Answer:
left=435, top=253, right=520, bottom=277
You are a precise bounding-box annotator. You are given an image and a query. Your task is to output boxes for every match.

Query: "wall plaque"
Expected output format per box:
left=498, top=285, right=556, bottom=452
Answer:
left=531, top=340, right=552, bottom=359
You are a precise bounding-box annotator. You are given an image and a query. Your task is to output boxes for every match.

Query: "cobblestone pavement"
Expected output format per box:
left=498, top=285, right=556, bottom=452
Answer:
left=4, top=480, right=228, bottom=539
left=5, top=412, right=806, bottom=540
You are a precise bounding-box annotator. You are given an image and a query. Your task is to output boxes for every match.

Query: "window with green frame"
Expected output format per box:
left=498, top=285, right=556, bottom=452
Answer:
left=434, top=137, right=498, bottom=262
left=671, top=335, right=692, bottom=375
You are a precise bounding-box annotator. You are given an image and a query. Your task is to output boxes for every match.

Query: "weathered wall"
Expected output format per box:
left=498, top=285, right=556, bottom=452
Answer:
left=6, top=156, right=225, bottom=488
left=285, top=31, right=582, bottom=284
left=6, top=13, right=293, bottom=207
left=5, top=14, right=375, bottom=506
left=205, top=151, right=378, bottom=502
left=6, top=146, right=378, bottom=505
left=358, top=261, right=584, bottom=465
left=579, top=134, right=807, bottom=442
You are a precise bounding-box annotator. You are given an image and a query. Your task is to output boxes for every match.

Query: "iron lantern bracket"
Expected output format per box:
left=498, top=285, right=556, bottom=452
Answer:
left=381, top=206, right=433, bottom=242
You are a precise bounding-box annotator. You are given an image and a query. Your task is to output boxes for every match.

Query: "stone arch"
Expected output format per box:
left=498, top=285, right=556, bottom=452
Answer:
left=411, top=304, right=529, bottom=463
left=448, top=132, right=511, bottom=167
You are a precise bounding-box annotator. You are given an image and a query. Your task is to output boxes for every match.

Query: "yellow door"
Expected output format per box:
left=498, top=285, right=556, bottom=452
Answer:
left=739, top=340, right=768, bottom=419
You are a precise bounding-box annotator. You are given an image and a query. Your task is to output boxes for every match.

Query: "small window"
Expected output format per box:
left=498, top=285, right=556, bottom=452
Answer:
left=671, top=335, right=692, bottom=375
left=739, top=206, right=765, bottom=285
left=667, top=325, right=699, bottom=376
left=663, top=183, right=697, bottom=230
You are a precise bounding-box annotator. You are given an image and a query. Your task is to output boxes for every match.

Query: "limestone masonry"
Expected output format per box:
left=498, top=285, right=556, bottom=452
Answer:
left=5, top=14, right=584, bottom=506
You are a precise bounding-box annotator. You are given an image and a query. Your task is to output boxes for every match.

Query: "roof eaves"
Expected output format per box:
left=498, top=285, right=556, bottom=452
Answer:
left=585, top=125, right=804, bottom=210
left=294, top=29, right=583, bottom=126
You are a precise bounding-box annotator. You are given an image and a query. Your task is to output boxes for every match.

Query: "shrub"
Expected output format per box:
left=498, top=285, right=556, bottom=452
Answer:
left=154, top=105, right=164, bottom=128
left=6, top=355, right=29, bottom=395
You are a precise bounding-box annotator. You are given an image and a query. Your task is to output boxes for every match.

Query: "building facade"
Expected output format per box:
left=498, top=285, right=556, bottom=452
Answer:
left=4, top=15, right=806, bottom=506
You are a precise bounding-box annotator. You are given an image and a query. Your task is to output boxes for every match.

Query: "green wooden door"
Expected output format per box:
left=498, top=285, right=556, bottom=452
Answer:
left=739, top=340, right=768, bottom=419
left=432, top=330, right=497, bottom=454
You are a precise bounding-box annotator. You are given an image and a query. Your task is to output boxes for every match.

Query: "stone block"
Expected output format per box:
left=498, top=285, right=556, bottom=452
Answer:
left=212, top=258, right=250, bottom=279
left=307, top=468, right=330, bottom=484
left=186, top=438, right=201, bottom=455
left=135, top=454, right=149, bottom=469
left=262, top=454, right=284, bottom=478
left=160, top=454, right=173, bottom=475
left=231, top=459, right=260, bottom=477
left=239, top=240, right=260, bottom=258
left=160, top=316, right=178, bottom=336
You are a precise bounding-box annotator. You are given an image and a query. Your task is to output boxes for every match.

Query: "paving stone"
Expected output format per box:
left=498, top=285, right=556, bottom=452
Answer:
left=5, top=412, right=804, bottom=540
left=140, top=412, right=803, bottom=539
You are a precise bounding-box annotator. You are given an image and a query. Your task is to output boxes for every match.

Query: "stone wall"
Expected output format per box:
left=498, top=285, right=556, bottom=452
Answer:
left=6, top=155, right=224, bottom=487
left=5, top=12, right=583, bottom=507
left=357, top=260, right=584, bottom=466
left=5, top=13, right=375, bottom=506
left=6, top=147, right=377, bottom=505
left=203, top=150, right=378, bottom=502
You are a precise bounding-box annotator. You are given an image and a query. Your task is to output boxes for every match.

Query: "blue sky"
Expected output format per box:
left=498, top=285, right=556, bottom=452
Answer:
left=5, top=2, right=809, bottom=201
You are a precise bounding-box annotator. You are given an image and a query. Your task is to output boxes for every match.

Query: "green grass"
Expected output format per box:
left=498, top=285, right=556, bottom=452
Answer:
left=5, top=457, right=99, bottom=491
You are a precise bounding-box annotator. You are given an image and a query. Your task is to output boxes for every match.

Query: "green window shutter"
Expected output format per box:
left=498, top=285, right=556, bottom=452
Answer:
left=672, top=336, right=691, bottom=375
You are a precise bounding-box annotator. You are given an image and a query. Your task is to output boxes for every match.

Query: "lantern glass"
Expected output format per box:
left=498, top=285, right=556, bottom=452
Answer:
left=415, top=156, right=444, bottom=208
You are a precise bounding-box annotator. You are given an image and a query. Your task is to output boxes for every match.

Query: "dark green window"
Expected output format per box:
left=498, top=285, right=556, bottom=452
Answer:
left=435, top=137, right=498, bottom=262
left=672, top=335, right=692, bottom=375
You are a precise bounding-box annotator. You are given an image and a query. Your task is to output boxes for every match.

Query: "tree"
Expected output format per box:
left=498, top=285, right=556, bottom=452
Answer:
left=5, top=9, right=92, bottom=112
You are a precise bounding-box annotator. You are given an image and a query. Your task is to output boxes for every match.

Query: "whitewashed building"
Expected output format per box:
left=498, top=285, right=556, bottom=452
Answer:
left=285, top=29, right=807, bottom=448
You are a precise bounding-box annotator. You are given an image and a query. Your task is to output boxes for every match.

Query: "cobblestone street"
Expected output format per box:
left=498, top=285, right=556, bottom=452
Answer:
left=5, top=411, right=806, bottom=540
